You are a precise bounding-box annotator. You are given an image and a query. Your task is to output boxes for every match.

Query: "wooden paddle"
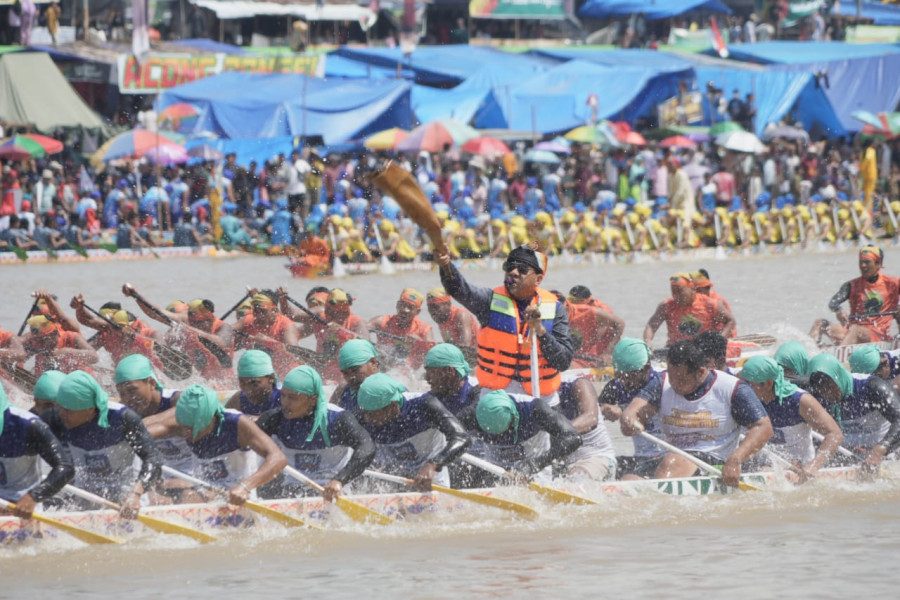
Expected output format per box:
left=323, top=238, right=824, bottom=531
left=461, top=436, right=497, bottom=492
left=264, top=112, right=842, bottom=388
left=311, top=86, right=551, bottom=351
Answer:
left=17, top=299, right=39, bottom=335
left=364, top=469, right=539, bottom=520
left=0, top=361, right=37, bottom=393
left=162, top=466, right=319, bottom=530
left=0, top=498, right=123, bottom=545
left=638, top=432, right=762, bottom=492
left=63, top=484, right=218, bottom=543
left=220, top=292, right=251, bottom=321
left=282, top=465, right=395, bottom=525
left=460, top=453, right=597, bottom=506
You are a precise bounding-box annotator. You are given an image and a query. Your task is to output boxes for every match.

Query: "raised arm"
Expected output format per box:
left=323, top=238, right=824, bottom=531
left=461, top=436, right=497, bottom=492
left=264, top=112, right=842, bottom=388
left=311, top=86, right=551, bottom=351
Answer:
left=643, top=302, right=667, bottom=345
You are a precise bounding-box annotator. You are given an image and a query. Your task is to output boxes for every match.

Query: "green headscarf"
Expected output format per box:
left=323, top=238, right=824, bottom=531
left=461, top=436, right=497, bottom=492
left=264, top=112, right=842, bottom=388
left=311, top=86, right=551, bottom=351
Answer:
left=56, top=371, right=110, bottom=428
left=237, top=350, right=277, bottom=383
left=739, top=356, right=799, bottom=404
left=848, top=344, right=881, bottom=375
left=175, top=384, right=225, bottom=440
left=338, top=339, right=378, bottom=371
left=424, top=343, right=472, bottom=378
left=612, top=338, right=651, bottom=373
left=283, top=366, right=331, bottom=446
left=357, top=373, right=406, bottom=411
left=809, top=353, right=853, bottom=428
left=0, top=384, right=8, bottom=434
left=774, top=341, right=811, bottom=376
left=34, top=370, right=66, bottom=402
left=476, top=390, right=520, bottom=442
left=114, top=354, right=162, bottom=390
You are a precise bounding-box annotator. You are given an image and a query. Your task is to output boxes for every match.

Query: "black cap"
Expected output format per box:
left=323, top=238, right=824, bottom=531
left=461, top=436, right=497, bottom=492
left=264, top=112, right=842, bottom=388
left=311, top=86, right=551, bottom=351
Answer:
left=568, top=285, right=592, bottom=300
left=506, top=246, right=544, bottom=274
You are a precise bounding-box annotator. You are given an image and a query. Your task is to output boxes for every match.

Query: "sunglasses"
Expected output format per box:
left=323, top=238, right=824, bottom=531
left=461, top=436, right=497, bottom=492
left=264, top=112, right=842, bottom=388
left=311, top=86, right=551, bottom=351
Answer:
left=502, top=261, right=534, bottom=274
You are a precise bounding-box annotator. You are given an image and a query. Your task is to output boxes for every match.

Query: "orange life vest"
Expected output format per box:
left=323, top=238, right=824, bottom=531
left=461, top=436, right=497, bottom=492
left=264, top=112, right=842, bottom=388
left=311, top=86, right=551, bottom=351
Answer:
left=849, top=273, right=900, bottom=341
left=376, top=315, right=432, bottom=369
left=664, top=294, right=720, bottom=346
left=182, top=318, right=234, bottom=383
left=315, top=313, right=363, bottom=381
left=705, top=288, right=738, bottom=337
left=238, top=313, right=300, bottom=376
left=34, top=331, right=93, bottom=376
left=475, top=287, right=561, bottom=396
left=438, top=306, right=481, bottom=346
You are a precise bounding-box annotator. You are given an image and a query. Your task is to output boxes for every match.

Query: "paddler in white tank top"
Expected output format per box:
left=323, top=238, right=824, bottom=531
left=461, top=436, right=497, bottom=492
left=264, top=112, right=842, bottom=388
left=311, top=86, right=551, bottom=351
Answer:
left=620, top=340, right=773, bottom=487
left=740, top=356, right=843, bottom=483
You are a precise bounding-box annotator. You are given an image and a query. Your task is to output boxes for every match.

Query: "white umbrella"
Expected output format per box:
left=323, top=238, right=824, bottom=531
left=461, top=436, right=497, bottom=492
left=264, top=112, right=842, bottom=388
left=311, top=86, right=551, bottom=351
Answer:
left=716, top=130, right=767, bottom=154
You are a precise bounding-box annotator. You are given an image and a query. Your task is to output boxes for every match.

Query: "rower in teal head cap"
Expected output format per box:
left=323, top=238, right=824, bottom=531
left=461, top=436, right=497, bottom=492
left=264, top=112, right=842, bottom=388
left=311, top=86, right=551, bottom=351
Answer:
left=226, top=350, right=281, bottom=416
left=282, top=366, right=330, bottom=445
left=114, top=354, right=166, bottom=417
left=337, top=339, right=380, bottom=398
left=476, top=390, right=520, bottom=442
left=424, top=344, right=476, bottom=413
left=848, top=344, right=882, bottom=375
left=775, top=341, right=810, bottom=377
left=32, top=370, right=66, bottom=414
left=612, top=338, right=652, bottom=373
left=56, top=370, right=110, bottom=428
left=176, top=384, right=225, bottom=440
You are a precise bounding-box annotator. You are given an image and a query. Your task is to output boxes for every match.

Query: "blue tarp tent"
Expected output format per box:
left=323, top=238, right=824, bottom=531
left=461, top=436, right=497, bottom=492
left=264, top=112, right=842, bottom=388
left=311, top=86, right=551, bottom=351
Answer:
left=472, top=59, right=692, bottom=133
left=169, top=39, right=250, bottom=54
left=332, top=46, right=553, bottom=86
left=719, top=42, right=900, bottom=132
left=156, top=73, right=411, bottom=144
left=695, top=67, right=845, bottom=137
left=831, top=2, right=900, bottom=25
left=578, top=0, right=731, bottom=20
left=324, top=54, right=414, bottom=79
left=528, top=48, right=695, bottom=72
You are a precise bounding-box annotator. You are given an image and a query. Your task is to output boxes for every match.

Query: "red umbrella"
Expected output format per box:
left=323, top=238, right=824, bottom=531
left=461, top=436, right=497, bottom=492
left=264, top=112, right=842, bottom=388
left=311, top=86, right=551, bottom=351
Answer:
left=619, top=130, right=647, bottom=146
left=460, top=136, right=510, bottom=156
left=659, top=135, right=697, bottom=149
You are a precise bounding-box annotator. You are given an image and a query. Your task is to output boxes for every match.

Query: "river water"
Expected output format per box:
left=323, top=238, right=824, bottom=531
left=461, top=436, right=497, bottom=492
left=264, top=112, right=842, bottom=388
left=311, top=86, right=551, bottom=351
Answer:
left=1, top=246, right=899, bottom=597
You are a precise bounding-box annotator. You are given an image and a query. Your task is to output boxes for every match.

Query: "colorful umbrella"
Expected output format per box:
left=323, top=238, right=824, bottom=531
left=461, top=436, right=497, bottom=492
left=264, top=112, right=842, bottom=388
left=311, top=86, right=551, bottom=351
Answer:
left=363, top=127, right=409, bottom=150
left=0, top=134, right=64, bottom=159
left=533, top=137, right=571, bottom=154
left=853, top=111, right=900, bottom=139
left=159, top=103, right=200, bottom=133
left=143, top=144, right=189, bottom=165
left=187, top=144, right=224, bottom=160
left=716, top=130, right=766, bottom=154
left=710, top=121, right=744, bottom=136
left=460, top=136, right=510, bottom=156
left=619, top=131, right=647, bottom=146
left=659, top=135, right=696, bottom=149
left=524, top=150, right=561, bottom=164
left=94, top=130, right=185, bottom=163
left=762, top=124, right=809, bottom=142
left=395, top=120, right=479, bottom=153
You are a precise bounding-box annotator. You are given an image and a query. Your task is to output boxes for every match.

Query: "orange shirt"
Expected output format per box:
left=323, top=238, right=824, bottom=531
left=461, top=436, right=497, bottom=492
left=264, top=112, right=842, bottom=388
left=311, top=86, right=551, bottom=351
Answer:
left=664, top=294, right=721, bottom=345
left=376, top=315, right=432, bottom=369
left=437, top=306, right=480, bottom=346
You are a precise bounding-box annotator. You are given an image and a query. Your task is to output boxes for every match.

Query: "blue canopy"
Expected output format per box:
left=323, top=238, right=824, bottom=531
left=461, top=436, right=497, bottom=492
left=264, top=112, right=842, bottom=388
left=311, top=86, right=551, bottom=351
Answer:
left=324, top=54, right=414, bottom=79
left=831, top=2, right=900, bottom=25
left=169, top=39, right=250, bottom=54
left=578, top=0, right=731, bottom=20
left=720, top=41, right=900, bottom=65
left=695, top=67, right=845, bottom=137
left=527, top=48, right=694, bottom=72
left=157, top=73, right=411, bottom=144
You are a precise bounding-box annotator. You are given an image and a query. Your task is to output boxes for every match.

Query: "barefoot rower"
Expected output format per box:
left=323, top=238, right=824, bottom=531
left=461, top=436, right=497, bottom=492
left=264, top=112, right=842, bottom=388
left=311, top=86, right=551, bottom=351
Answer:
left=255, top=366, right=375, bottom=501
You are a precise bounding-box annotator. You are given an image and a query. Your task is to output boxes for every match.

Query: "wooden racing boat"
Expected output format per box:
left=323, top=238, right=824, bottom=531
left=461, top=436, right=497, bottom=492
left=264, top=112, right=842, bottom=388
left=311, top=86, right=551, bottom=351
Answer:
left=1, top=463, right=892, bottom=546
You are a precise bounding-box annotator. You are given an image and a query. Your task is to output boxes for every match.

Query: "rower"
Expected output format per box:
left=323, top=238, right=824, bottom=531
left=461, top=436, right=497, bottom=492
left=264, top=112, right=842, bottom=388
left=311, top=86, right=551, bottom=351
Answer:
left=557, top=375, right=617, bottom=481
left=426, top=287, right=480, bottom=348
left=22, top=315, right=98, bottom=377
left=808, top=353, right=900, bottom=473
left=74, top=301, right=163, bottom=370
left=224, top=350, right=282, bottom=418
left=774, top=341, right=811, bottom=386
left=557, top=291, right=623, bottom=367
left=690, top=269, right=738, bottom=336
left=811, top=246, right=900, bottom=346
left=356, top=373, right=470, bottom=490
left=42, top=370, right=162, bottom=518
left=146, top=384, right=287, bottom=505
left=368, top=288, right=434, bottom=370
left=124, top=284, right=235, bottom=385
left=566, top=285, right=623, bottom=363
left=255, top=366, right=375, bottom=501
left=282, top=287, right=368, bottom=382
left=331, top=339, right=380, bottom=421
left=435, top=244, right=574, bottom=404
left=643, top=272, right=735, bottom=347
left=695, top=331, right=732, bottom=374
left=598, top=338, right=665, bottom=479
left=620, top=340, right=772, bottom=487
left=114, top=354, right=195, bottom=501
left=233, top=290, right=301, bottom=377
left=32, top=370, right=65, bottom=415
left=458, top=389, right=582, bottom=485
left=0, top=325, right=27, bottom=364
left=0, top=384, right=74, bottom=518
left=849, top=343, right=900, bottom=397
left=423, top=344, right=481, bottom=416
left=30, top=290, right=81, bottom=334
left=740, top=356, right=843, bottom=482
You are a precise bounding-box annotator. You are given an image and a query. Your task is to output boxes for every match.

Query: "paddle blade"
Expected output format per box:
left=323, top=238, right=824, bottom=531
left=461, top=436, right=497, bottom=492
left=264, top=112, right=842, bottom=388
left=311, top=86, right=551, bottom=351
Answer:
left=527, top=482, right=597, bottom=506
left=32, top=512, right=123, bottom=545
left=737, top=481, right=762, bottom=492
left=432, top=484, right=539, bottom=520
left=335, top=497, right=395, bottom=526
left=99, top=243, right=118, bottom=254
left=244, top=500, right=320, bottom=530
left=372, top=161, right=447, bottom=255
left=137, top=514, right=218, bottom=543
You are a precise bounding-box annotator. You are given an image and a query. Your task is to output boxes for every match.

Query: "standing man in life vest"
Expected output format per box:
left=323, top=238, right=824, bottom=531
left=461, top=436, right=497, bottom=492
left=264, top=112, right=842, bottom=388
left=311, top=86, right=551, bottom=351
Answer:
left=811, top=246, right=900, bottom=346
left=643, top=272, right=736, bottom=348
left=368, top=289, right=434, bottom=370
left=425, top=287, right=480, bottom=349
left=435, top=245, right=574, bottom=404
left=123, top=284, right=235, bottom=385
